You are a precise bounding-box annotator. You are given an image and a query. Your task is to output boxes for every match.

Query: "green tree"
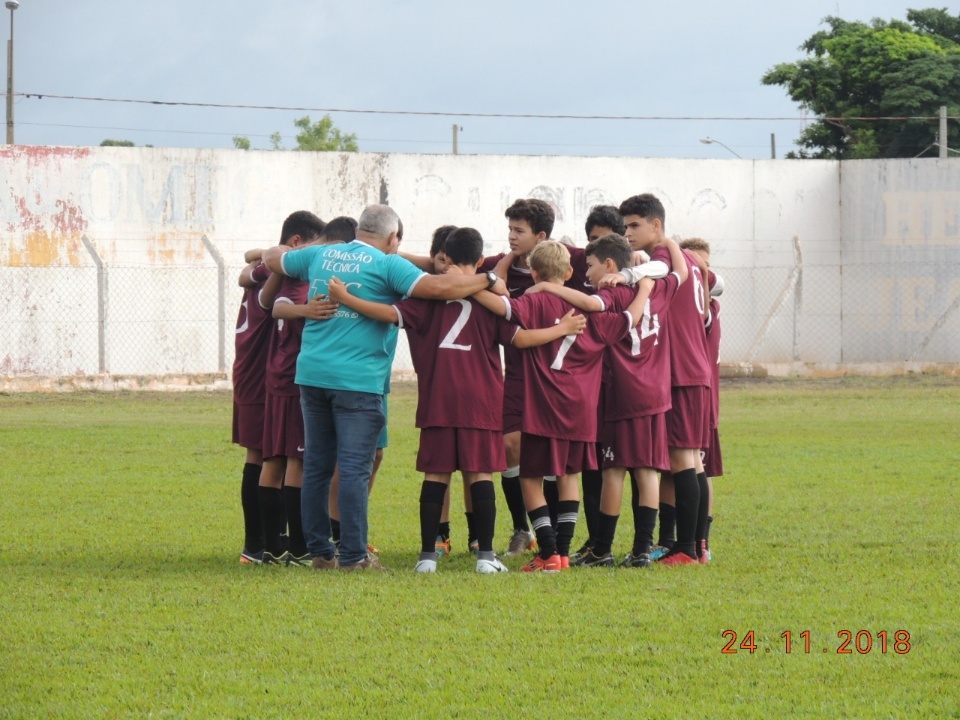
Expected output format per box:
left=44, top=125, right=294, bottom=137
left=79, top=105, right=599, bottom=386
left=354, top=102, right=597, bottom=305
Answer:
left=232, top=136, right=251, bottom=150
left=100, top=139, right=135, bottom=147
left=762, top=9, right=960, bottom=158
left=291, top=114, right=359, bottom=151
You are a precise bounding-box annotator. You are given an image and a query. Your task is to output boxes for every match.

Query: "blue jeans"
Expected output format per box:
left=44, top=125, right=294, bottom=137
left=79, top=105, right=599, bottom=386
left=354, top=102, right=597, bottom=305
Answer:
left=300, top=385, right=385, bottom=566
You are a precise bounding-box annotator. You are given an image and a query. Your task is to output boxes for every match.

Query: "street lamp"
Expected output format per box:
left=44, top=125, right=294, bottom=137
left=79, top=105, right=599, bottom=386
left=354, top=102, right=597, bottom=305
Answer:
left=699, top=136, right=742, bottom=159
left=5, top=0, right=17, bottom=145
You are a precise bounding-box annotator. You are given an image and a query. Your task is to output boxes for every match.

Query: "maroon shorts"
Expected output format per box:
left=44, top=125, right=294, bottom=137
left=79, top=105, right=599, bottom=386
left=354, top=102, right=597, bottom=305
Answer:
left=262, top=391, right=304, bottom=461
left=502, top=376, right=523, bottom=434
left=416, top=427, right=506, bottom=474
left=666, top=385, right=710, bottom=450
left=600, top=413, right=670, bottom=472
left=702, top=426, right=724, bottom=478
left=232, top=401, right=264, bottom=450
left=520, top=433, right=596, bottom=477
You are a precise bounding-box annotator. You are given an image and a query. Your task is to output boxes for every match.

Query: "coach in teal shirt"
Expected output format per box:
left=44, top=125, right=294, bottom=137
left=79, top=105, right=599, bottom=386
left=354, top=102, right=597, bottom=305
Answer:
left=265, top=205, right=506, bottom=571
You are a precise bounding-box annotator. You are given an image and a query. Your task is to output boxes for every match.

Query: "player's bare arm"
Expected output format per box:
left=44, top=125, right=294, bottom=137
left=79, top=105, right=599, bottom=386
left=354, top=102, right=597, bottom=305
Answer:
left=238, top=260, right=261, bottom=289
left=662, top=238, right=689, bottom=285
left=258, top=271, right=284, bottom=310
left=513, top=310, right=585, bottom=349
left=262, top=245, right=291, bottom=275
left=399, top=251, right=435, bottom=272
left=327, top=276, right=399, bottom=324
left=523, top=283, right=603, bottom=312
left=413, top=272, right=507, bottom=301
left=624, top=277, right=656, bottom=327
left=492, top=251, right=515, bottom=281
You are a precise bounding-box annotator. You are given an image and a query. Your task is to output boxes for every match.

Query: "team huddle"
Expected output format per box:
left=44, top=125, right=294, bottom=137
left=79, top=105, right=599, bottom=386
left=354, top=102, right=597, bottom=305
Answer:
left=231, top=193, right=724, bottom=572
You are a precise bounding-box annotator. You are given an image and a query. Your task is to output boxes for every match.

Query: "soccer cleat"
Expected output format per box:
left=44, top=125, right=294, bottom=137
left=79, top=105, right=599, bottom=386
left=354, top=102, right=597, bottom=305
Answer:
left=560, top=556, right=570, bottom=570
left=240, top=548, right=264, bottom=565
left=698, top=540, right=711, bottom=564
left=434, top=535, right=451, bottom=557
left=468, top=539, right=480, bottom=556
left=657, top=550, right=699, bottom=566
left=504, top=529, right=537, bottom=557
left=570, top=541, right=594, bottom=563
left=367, top=543, right=380, bottom=556
left=619, top=552, right=652, bottom=569
left=285, top=551, right=311, bottom=567
left=475, top=557, right=509, bottom=574
left=414, top=558, right=438, bottom=573
left=260, top=551, right=286, bottom=565
left=519, top=554, right=562, bottom=573
left=649, top=545, right=670, bottom=562
left=572, top=550, right=615, bottom=568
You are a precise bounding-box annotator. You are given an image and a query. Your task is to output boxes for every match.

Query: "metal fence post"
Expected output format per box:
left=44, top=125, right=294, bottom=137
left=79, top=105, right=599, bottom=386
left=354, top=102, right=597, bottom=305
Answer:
left=80, top=234, right=107, bottom=373
left=201, top=234, right=226, bottom=373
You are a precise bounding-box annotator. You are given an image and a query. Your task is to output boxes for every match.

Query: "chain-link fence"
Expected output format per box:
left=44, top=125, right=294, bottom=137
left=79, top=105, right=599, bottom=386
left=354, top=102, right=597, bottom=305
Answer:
left=2, top=249, right=957, bottom=384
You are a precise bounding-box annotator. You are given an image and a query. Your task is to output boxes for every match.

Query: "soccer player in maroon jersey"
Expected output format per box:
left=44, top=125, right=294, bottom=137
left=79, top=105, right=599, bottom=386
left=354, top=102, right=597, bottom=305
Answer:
left=573, top=205, right=628, bottom=561
left=257, top=212, right=336, bottom=565
left=475, top=241, right=656, bottom=572
left=327, top=227, right=585, bottom=573
left=234, top=211, right=327, bottom=564
left=233, top=250, right=273, bottom=564
left=603, top=194, right=713, bottom=566
left=680, top=237, right=724, bottom=563
left=526, top=234, right=689, bottom=567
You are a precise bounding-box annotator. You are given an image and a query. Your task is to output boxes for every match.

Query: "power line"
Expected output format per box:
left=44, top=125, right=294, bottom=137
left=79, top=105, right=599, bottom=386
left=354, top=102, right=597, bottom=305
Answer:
left=14, top=92, right=958, bottom=122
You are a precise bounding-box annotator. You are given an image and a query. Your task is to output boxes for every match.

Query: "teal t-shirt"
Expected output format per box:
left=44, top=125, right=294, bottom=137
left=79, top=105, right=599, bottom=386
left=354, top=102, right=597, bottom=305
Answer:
left=281, top=240, right=424, bottom=394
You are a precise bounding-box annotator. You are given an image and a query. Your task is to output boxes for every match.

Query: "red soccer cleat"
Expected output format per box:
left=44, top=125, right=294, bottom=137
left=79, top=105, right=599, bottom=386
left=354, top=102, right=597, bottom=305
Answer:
left=520, top=554, right=562, bottom=573
left=658, top=551, right=699, bottom=566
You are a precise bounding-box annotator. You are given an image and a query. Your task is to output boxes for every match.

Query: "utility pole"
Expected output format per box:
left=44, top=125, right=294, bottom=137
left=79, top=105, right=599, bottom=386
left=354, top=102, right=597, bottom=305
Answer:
left=452, top=124, right=462, bottom=155
left=5, top=0, right=17, bottom=145
left=940, top=106, right=947, bottom=159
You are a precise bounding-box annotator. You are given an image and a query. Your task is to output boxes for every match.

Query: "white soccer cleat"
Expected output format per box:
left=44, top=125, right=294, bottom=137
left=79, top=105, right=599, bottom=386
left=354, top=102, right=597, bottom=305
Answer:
left=413, top=558, right=437, bottom=573
left=476, top=557, right=509, bottom=574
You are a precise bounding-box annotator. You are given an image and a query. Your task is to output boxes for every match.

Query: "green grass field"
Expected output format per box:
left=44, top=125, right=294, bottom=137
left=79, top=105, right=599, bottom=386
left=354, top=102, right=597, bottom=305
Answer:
left=1, top=377, right=958, bottom=719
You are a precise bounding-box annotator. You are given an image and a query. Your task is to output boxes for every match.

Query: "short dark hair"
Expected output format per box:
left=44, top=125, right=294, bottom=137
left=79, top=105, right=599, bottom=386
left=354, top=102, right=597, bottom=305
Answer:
left=618, top=194, right=666, bottom=229
left=430, top=225, right=458, bottom=257
left=443, top=227, right=484, bottom=266
left=280, top=211, right=326, bottom=245
left=584, top=205, right=624, bottom=237
left=585, top=234, right=632, bottom=271
left=320, top=216, right=357, bottom=244
left=505, top=198, right=554, bottom=237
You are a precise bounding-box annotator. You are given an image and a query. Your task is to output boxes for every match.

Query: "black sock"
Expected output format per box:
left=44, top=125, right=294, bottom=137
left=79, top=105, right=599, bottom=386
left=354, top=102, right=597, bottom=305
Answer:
left=501, top=470, right=528, bottom=531
left=241, top=463, right=263, bottom=551
left=706, top=515, right=713, bottom=550
left=632, top=505, right=658, bottom=556
left=555, top=500, right=579, bottom=557
left=672, top=468, right=700, bottom=557
left=331, top=518, right=341, bottom=544
left=419, top=481, right=447, bottom=554
left=282, top=485, right=306, bottom=556
left=470, top=481, right=496, bottom=554
left=658, top=502, right=676, bottom=550
left=258, top=486, right=285, bottom=555
left=438, top=521, right=451, bottom=542
left=544, top=480, right=560, bottom=529
left=694, top=472, right=710, bottom=556
left=528, top=505, right=557, bottom=559
left=581, top=469, right=602, bottom=543
left=464, top=512, right=476, bottom=545
left=593, top=512, right=619, bottom=557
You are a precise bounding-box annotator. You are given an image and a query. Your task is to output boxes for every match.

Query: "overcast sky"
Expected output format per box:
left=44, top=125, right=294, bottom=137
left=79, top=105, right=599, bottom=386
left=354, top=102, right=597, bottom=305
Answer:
left=8, top=0, right=931, bottom=158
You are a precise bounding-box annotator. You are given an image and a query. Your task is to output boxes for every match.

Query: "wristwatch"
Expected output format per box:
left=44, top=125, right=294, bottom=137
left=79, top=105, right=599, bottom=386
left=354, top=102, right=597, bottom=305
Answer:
left=485, top=271, right=499, bottom=289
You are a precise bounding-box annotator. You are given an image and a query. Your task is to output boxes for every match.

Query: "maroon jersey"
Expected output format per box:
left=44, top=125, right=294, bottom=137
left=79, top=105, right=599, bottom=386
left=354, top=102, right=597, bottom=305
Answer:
left=232, top=262, right=272, bottom=405
left=481, top=245, right=592, bottom=384
left=394, top=296, right=518, bottom=430
left=597, top=272, right=682, bottom=419
left=265, top=276, right=307, bottom=397
left=706, top=298, right=721, bottom=429
left=505, top=292, right=631, bottom=442
left=651, top=245, right=712, bottom=388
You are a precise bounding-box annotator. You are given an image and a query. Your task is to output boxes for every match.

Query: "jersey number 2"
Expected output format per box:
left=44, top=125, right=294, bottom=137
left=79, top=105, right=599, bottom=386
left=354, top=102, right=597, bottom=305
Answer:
left=438, top=299, right=473, bottom=352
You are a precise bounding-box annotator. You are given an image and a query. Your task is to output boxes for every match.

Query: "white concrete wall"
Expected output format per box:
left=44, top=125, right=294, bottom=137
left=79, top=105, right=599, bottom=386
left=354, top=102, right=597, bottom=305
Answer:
left=1, top=145, right=957, bottom=383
